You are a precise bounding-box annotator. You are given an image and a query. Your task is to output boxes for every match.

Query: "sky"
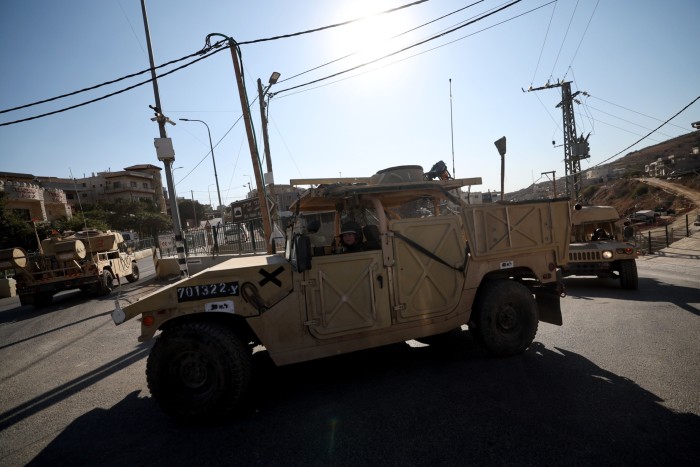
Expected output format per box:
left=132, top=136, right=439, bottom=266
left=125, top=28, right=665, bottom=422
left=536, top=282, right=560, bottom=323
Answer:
left=1, top=0, right=699, bottom=207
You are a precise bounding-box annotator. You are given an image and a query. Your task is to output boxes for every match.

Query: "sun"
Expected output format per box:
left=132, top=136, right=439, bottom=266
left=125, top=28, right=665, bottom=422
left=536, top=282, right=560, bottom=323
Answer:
left=328, top=1, right=414, bottom=66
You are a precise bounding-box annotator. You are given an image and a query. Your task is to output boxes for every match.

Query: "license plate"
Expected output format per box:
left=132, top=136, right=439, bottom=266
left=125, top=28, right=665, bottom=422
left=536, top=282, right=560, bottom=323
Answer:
left=176, top=282, right=240, bottom=302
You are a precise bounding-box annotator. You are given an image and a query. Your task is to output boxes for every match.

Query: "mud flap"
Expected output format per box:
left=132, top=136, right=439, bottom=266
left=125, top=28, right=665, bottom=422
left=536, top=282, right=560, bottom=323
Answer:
left=536, top=292, right=562, bottom=325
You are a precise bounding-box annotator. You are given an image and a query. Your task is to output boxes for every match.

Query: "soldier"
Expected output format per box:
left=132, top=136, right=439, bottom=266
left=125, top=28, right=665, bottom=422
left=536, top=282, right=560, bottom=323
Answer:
left=339, top=221, right=364, bottom=253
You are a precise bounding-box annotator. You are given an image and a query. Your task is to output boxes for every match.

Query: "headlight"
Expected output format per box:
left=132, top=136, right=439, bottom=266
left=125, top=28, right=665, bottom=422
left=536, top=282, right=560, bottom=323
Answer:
left=602, top=250, right=613, bottom=259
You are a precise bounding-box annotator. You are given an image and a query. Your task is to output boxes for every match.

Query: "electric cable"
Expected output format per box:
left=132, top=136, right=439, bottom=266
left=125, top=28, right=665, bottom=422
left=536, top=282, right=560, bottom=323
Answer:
left=274, top=0, right=524, bottom=95
left=0, top=40, right=226, bottom=115
left=0, top=46, right=228, bottom=127
left=589, top=95, right=690, bottom=131
left=279, top=0, right=485, bottom=84
left=548, top=0, right=579, bottom=82
left=237, top=0, right=430, bottom=45
left=561, top=0, right=598, bottom=81
left=529, top=0, right=558, bottom=86
left=274, top=0, right=554, bottom=98
left=592, top=94, right=700, bottom=167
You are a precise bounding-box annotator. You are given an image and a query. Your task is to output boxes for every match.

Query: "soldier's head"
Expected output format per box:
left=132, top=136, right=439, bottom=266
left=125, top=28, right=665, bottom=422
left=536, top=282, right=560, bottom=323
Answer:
left=340, top=221, right=362, bottom=247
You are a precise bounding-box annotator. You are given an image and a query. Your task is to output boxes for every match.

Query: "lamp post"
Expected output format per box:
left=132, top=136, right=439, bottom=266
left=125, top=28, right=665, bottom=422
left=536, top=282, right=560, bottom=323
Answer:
left=207, top=184, right=215, bottom=214
left=179, top=118, right=223, bottom=217
left=243, top=174, right=253, bottom=195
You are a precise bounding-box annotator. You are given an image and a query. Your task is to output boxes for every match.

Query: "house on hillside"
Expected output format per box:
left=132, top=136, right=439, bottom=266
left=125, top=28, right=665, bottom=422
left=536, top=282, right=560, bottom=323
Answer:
left=646, top=148, right=700, bottom=178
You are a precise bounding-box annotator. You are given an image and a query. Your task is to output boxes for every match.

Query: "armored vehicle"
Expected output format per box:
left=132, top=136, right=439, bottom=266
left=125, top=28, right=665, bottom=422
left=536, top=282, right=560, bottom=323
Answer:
left=0, top=229, right=139, bottom=307
left=562, top=204, right=638, bottom=289
left=112, top=165, right=571, bottom=422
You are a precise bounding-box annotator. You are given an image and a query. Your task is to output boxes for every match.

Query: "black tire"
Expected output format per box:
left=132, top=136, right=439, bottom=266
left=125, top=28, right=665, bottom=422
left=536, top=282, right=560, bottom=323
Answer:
left=19, top=294, right=34, bottom=307
left=469, top=280, right=538, bottom=356
left=619, top=259, right=638, bottom=290
left=100, top=270, right=114, bottom=295
left=146, top=322, right=252, bottom=423
left=33, top=292, right=53, bottom=308
left=125, top=263, right=140, bottom=283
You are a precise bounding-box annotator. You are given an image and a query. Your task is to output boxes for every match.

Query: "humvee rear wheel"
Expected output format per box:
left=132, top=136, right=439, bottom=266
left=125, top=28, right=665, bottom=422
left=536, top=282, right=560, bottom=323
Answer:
left=619, top=259, right=638, bottom=290
left=100, top=270, right=114, bottom=295
left=470, top=280, right=538, bottom=356
left=126, top=263, right=140, bottom=283
left=146, top=322, right=251, bottom=423
left=19, top=294, right=34, bottom=307
left=33, top=292, right=53, bottom=308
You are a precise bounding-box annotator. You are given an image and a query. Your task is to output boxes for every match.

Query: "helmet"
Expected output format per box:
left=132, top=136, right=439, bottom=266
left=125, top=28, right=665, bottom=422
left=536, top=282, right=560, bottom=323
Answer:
left=340, top=221, right=362, bottom=238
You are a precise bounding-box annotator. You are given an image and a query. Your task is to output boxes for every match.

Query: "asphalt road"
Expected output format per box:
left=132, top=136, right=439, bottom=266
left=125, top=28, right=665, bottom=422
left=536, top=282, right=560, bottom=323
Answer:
left=1, top=256, right=698, bottom=466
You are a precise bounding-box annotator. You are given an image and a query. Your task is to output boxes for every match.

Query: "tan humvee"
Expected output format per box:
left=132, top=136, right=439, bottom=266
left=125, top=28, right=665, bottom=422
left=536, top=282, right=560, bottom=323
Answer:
left=0, top=229, right=139, bottom=307
left=562, top=204, right=638, bottom=289
left=112, top=165, right=571, bottom=422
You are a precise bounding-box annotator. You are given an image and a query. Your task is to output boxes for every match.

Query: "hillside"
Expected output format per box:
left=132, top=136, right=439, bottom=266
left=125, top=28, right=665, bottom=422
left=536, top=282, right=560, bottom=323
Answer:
left=506, top=131, right=700, bottom=220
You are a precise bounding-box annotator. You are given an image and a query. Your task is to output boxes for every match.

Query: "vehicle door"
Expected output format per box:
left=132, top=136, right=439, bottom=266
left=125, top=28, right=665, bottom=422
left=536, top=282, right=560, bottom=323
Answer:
left=390, top=216, right=466, bottom=323
left=304, top=249, right=391, bottom=338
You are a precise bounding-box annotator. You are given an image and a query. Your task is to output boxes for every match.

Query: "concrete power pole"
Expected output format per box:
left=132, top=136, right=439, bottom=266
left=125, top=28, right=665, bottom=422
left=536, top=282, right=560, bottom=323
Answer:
left=141, top=0, right=187, bottom=275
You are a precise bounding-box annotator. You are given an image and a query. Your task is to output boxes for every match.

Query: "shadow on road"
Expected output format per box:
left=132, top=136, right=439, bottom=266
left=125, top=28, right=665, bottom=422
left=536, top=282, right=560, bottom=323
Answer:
left=25, top=334, right=700, bottom=466
left=565, top=277, right=700, bottom=316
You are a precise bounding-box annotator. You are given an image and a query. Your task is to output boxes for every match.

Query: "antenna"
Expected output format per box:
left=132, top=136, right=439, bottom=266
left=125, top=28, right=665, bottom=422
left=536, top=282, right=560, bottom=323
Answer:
left=449, top=79, right=455, bottom=178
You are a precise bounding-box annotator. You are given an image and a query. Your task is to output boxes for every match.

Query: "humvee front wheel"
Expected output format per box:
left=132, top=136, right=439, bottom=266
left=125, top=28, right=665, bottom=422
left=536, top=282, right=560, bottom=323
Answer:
left=100, top=270, right=114, bottom=295
left=619, top=259, right=638, bottom=290
left=146, top=322, right=251, bottom=423
left=125, top=263, right=140, bottom=283
left=470, top=280, right=538, bottom=356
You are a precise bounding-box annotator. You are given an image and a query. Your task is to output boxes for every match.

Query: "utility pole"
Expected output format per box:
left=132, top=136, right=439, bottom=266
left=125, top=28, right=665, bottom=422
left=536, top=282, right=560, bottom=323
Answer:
left=541, top=170, right=556, bottom=198
left=191, top=190, right=198, bottom=227
left=523, top=80, right=590, bottom=200
left=257, top=76, right=279, bottom=229
left=212, top=34, right=273, bottom=253
left=141, top=0, right=187, bottom=275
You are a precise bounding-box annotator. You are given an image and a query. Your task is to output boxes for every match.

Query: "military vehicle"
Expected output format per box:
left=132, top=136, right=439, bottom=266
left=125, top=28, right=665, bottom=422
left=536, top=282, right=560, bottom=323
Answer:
left=0, top=229, right=139, bottom=307
left=562, top=204, right=638, bottom=289
left=112, top=165, right=571, bottom=422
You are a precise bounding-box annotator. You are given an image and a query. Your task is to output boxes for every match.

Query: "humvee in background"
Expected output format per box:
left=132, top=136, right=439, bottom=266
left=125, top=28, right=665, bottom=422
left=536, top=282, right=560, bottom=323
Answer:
left=563, top=204, right=638, bottom=289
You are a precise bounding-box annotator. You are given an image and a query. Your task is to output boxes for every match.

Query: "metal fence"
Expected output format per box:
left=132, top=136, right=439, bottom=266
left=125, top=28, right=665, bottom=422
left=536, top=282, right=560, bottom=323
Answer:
left=157, top=218, right=269, bottom=257
left=634, top=214, right=698, bottom=254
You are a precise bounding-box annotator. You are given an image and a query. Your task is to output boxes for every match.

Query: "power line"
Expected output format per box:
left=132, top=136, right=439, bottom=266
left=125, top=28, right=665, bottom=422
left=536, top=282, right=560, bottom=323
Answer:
left=529, top=0, right=558, bottom=86
left=562, top=0, right=599, bottom=80
left=280, top=0, right=485, bottom=84
left=548, top=0, right=579, bottom=81
left=237, top=0, right=430, bottom=46
left=274, top=0, right=524, bottom=95
left=592, top=94, right=700, bottom=167
left=274, top=1, right=555, bottom=99
left=0, top=40, right=225, bottom=115
left=0, top=47, right=228, bottom=127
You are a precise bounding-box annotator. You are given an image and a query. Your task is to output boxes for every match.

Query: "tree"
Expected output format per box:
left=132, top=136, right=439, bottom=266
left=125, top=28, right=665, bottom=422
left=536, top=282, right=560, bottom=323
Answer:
left=0, top=198, right=35, bottom=250
left=177, top=199, right=206, bottom=229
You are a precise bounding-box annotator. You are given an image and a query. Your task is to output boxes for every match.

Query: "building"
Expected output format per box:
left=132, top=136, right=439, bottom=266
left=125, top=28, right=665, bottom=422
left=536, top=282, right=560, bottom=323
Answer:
left=0, top=164, right=167, bottom=223
left=645, top=148, right=700, bottom=177
left=0, top=172, right=72, bottom=222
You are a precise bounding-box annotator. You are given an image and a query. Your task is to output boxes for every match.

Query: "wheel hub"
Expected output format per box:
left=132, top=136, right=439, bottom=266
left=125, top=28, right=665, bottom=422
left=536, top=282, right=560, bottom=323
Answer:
left=177, top=352, right=208, bottom=389
left=497, top=305, right=518, bottom=331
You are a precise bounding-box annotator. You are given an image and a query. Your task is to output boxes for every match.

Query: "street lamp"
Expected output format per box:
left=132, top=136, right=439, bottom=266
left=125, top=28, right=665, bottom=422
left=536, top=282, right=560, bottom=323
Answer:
left=207, top=184, right=215, bottom=211
left=172, top=166, right=183, bottom=180
left=179, top=118, right=223, bottom=215
left=243, top=174, right=253, bottom=193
